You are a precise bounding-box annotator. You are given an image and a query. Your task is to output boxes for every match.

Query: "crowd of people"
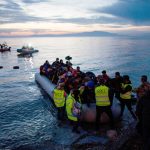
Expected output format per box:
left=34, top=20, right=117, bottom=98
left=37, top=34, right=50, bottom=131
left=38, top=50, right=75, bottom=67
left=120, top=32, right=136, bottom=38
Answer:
left=40, top=58, right=150, bottom=149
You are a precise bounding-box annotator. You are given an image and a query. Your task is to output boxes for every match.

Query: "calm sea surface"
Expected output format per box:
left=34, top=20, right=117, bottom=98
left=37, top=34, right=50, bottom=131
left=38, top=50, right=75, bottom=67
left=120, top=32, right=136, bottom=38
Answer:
left=0, top=36, right=150, bottom=149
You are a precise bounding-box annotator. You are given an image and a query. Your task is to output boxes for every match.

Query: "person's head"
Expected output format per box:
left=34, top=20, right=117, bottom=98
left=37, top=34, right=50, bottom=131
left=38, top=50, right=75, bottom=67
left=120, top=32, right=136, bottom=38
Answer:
left=141, top=75, right=147, bottom=83
left=97, top=75, right=104, bottom=84
left=115, top=72, right=120, bottom=78
left=45, top=60, right=49, bottom=64
left=123, top=75, right=130, bottom=83
left=102, top=70, right=106, bottom=75
left=77, top=66, right=80, bottom=71
left=60, top=59, right=63, bottom=63
left=56, top=58, right=59, bottom=61
left=57, top=82, right=65, bottom=90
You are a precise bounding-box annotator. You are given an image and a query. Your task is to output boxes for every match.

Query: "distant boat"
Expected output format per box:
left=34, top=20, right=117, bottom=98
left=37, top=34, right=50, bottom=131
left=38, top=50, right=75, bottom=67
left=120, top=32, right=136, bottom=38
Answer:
left=0, top=47, right=11, bottom=52
left=0, top=42, right=11, bottom=52
left=17, top=45, right=39, bottom=55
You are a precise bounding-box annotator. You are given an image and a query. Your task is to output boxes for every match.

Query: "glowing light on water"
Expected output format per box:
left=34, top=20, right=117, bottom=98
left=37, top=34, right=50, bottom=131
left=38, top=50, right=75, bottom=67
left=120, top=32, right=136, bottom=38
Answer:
left=28, top=43, right=32, bottom=47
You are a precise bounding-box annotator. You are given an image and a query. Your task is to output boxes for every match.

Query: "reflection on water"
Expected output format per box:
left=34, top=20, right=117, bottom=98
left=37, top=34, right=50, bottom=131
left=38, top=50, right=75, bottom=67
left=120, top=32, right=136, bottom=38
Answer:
left=24, top=57, right=35, bottom=79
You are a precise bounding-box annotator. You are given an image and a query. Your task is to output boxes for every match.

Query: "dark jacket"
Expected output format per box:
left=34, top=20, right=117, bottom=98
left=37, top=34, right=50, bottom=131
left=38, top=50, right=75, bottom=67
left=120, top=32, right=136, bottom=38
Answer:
left=110, top=77, right=123, bottom=92
left=136, top=91, right=150, bottom=120
left=80, top=86, right=95, bottom=105
left=136, top=90, right=150, bottom=143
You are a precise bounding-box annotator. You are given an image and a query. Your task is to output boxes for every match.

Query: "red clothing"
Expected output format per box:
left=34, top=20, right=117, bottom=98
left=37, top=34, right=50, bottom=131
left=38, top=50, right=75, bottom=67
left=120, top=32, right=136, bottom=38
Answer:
left=102, top=74, right=109, bottom=83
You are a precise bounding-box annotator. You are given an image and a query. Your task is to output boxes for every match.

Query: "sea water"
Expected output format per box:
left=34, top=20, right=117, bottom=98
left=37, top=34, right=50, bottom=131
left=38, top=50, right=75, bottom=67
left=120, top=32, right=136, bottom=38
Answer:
left=0, top=36, right=150, bottom=149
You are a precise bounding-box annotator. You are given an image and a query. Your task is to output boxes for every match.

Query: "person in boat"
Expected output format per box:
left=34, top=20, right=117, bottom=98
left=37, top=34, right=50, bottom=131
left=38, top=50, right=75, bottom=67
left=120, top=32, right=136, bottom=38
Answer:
left=40, top=63, right=48, bottom=76
left=40, top=60, right=51, bottom=77
left=44, top=60, right=51, bottom=69
left=53, top=82, right=67, bottom=121
left=66, top=89, right=82, bottom=133
left=67, top=66, right=77, bottom=77
left=136, top=89, right=150, bottom=150
left=95, top=77, right=114, bottom=131
left=51, top=69, right=59, bottom=84
left=135, top=75, right=150, bottom=135
left=59, top=59, right=65, bottom=67
left=76, top=66, right=86, bottom=79
left=70, top=66, right=82, bottom=78
left=64, top=61, right=69, bottom=68
left=54, top=62, right=70, bottom=83
left=58, top=69, right=68, bottom=83
left=64, top=72, right=74, bottom=94
left=51, top=62, right=65, bottom=84
left=65, top=61, right=72, bottom=68
left=80, top=80, right=95, bottom=107
left=119, top=75, right=137, bottom=120
left=52, top=58, right=60, bottom=68
left=47, top=67, right=55, bottom=80
left=109, top=72, right=123, bottom=105
left=72, top=75, right=82, bottom=90
left=76, top=66, right=82, bottom=75
left=40, top=65, right=45, bottom=75
left=135, top=75, right=150, bottom=100
left=101, top=70, right=110, bottom=85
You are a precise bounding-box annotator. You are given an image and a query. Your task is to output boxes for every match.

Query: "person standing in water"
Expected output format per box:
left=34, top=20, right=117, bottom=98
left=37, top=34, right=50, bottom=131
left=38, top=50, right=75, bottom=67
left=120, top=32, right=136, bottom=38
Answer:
left=110, top=72, right=123, bottom=105
left=53, top=83, right=67, bottom=121
left=119, top=75, right=137, bottom=120
left=136, top=90, right=150, bottom=150
left=66, top=89, right=81, bottom=133
left=95, top=77, right=114, bottom=131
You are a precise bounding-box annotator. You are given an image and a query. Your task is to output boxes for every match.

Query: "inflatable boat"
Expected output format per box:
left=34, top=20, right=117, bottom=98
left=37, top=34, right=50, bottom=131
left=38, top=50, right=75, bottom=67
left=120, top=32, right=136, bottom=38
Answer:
left=35, top=73, right=121, bottom=123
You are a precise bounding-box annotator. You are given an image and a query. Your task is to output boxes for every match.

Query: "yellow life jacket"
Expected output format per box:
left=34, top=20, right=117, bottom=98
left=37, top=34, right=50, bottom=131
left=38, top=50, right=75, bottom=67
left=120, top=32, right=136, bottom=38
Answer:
left=120, top=83, right=132, bottom=99
left=95, top=85, right=110, bottom=106
left=66, top=94, right=78, bottom=121
left=53, top=89, right=65, bottom=107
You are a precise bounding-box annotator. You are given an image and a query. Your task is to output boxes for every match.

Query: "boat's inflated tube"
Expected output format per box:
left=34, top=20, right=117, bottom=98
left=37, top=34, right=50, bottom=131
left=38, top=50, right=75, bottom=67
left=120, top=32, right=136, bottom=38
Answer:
left=35, top=73, right=56, bottom=98
left=35, top=73, right=120, bottom=123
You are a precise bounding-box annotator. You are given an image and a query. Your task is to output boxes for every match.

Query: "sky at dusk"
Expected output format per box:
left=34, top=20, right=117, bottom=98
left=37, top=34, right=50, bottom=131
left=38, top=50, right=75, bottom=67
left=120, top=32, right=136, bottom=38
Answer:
left=0, top=0, right=150, bottom=37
